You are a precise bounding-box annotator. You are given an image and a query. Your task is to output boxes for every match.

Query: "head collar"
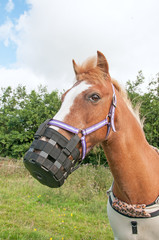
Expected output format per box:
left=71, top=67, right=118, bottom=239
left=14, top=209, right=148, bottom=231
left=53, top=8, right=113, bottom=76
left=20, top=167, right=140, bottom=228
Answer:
left=23, top=84, right=117, bottom=188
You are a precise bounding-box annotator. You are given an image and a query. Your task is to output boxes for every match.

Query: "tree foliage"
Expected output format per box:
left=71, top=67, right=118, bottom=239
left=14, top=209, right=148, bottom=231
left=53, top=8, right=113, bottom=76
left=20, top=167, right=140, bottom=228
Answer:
left=0, top=72, right=158, bottom=161
left=0, top=85, right=61, bottom=158
left=126, top=71, right=159, bottom=148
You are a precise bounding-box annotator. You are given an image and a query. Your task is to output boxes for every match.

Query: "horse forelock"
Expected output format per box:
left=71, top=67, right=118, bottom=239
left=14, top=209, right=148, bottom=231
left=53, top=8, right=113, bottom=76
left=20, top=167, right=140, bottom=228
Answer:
left=74, top=56, right=109, bottom=82
left=74, top=56, right=97, bottom=75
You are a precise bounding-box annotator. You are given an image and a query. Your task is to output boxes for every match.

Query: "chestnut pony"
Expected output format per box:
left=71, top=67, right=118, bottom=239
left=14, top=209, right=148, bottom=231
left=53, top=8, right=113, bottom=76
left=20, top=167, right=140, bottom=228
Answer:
left=52, top=51, right=159, bottom=239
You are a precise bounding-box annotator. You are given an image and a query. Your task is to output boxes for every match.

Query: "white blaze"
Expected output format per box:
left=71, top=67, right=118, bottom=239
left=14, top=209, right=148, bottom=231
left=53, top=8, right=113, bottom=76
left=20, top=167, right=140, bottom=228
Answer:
left=51, top=81, right=91, bottom=129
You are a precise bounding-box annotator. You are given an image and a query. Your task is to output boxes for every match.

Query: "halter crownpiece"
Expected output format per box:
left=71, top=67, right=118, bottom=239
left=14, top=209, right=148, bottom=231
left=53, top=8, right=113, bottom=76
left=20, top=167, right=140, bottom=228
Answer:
left=23, top=84, right=117, bottom=188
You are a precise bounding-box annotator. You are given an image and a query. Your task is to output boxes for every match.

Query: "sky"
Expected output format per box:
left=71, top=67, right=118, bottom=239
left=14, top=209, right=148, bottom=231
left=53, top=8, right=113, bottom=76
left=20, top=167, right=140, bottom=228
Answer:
left=0, top=0, right=159, bottom=93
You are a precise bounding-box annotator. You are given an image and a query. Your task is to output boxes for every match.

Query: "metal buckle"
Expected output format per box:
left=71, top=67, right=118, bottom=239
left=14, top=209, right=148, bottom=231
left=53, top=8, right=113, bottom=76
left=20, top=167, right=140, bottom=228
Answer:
left=112, top=95, right=116, bottom=108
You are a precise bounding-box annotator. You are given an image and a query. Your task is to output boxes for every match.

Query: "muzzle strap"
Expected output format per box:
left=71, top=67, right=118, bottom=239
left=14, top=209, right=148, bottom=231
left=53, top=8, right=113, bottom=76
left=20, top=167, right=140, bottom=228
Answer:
left=81, top=135, right=87, bottom=160
left=34, top=119, right=50, bottom=139
left=110, top=84, right=117, bottom=132
left=63, top=134, right=80, bottom=156
left=49, top=119, right=79, bottom=134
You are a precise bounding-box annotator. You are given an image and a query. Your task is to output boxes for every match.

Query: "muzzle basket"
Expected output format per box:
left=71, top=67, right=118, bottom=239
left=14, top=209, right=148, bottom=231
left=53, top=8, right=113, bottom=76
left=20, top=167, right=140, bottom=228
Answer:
left=23, top=120, right=80, bottom=188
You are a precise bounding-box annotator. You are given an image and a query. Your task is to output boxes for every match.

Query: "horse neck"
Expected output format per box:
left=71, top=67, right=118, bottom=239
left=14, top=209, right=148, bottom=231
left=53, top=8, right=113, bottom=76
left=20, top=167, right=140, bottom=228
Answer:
left=102, top=92, right=159, bottom=205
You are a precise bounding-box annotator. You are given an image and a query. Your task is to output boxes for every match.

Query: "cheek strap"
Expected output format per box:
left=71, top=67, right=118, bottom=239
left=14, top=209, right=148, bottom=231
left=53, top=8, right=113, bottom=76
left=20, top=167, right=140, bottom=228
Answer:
left=48, top=83, right=117, bottom=160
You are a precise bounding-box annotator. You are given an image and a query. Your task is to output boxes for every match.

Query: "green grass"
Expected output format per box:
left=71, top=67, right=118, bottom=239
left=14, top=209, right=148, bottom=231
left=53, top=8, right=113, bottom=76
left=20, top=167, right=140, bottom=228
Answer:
left=0, top=159, right=113, bottom=240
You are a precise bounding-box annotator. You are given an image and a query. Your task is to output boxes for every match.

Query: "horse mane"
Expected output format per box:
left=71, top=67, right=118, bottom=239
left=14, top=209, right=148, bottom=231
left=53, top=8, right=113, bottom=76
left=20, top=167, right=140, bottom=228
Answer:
left=75, top=56, right=143, bottom=127
left=111, top=79, right=143, bottom=127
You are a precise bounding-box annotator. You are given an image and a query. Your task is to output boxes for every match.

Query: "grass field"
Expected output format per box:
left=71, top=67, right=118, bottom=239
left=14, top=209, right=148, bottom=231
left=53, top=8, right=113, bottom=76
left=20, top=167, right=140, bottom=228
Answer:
left=0, top=159, right=114, bottom=240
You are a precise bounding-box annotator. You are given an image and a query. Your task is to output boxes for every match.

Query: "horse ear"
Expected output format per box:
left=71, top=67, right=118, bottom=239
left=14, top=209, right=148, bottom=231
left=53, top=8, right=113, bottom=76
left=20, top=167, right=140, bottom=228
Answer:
left=72, top=59, right=79, bottom=76
left=97, top=51, right=109, bottom=74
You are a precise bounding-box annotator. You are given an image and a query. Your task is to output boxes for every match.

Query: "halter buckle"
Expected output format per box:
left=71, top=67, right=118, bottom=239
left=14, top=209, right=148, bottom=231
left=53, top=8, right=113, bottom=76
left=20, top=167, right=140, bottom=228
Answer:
left=112, top=96, right=117, bottom=108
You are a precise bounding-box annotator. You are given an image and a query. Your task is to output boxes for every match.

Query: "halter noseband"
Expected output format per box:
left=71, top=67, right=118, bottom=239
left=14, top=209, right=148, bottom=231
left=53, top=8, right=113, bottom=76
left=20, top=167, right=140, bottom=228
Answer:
left=23, top=84, right=117, bottom=188
left=48, top=84, right=117, bottom=160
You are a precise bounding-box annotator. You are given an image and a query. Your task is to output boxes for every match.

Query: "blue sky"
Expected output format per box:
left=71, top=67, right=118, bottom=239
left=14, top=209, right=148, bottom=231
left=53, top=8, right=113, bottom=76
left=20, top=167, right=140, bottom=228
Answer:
left=0, top=0, right=30, bottom=24
left=0, top=0, right=159, bottom=92
left=0, top=0, right=30, bottom=66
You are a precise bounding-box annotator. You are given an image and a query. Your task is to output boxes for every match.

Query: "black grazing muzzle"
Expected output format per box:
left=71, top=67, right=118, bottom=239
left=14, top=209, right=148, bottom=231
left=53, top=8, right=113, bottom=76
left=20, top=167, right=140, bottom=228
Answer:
left=23, top=119, right=81, bottom=188
left=24, top=84, right=117, bottom=188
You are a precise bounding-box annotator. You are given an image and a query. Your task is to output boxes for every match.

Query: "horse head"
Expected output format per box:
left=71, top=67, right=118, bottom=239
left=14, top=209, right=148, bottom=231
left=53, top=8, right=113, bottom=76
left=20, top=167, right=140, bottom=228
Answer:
left=24, top=51, right=117, bottom=188
left=54, top=51, right=116, bottom=150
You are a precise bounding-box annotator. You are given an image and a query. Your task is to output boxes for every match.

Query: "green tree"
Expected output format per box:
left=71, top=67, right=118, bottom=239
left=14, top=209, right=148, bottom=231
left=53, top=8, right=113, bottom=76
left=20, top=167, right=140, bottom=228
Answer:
left=1, top=73, right=158, bottom=162
left=126, top=70, right=144, bottom=107
left=126, top=72, right=159, bottom=148
left=83, top=145, right=107, bottom=166
left=141, top=74, right=159, bottom=147
left=0, top=85, right=61, bottom=158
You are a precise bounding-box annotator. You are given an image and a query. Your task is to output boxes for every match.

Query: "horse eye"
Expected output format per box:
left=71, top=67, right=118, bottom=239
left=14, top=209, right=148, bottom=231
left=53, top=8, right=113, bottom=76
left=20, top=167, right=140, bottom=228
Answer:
left=89, top=94, right=100, bottom=102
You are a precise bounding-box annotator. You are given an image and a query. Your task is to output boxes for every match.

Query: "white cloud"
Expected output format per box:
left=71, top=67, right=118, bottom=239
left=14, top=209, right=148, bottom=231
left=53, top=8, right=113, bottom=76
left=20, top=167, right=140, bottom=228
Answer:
left=17, top=0, right=159, bottom=83
left=5, top=0, right=14, bottom=13
left=0, top=67, right=47, bottom=92
left=0, top=19, right=14, bottom=46
left=0, top=66, right=72, bottom=93
left=0, top=0, right=159, bottom=92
